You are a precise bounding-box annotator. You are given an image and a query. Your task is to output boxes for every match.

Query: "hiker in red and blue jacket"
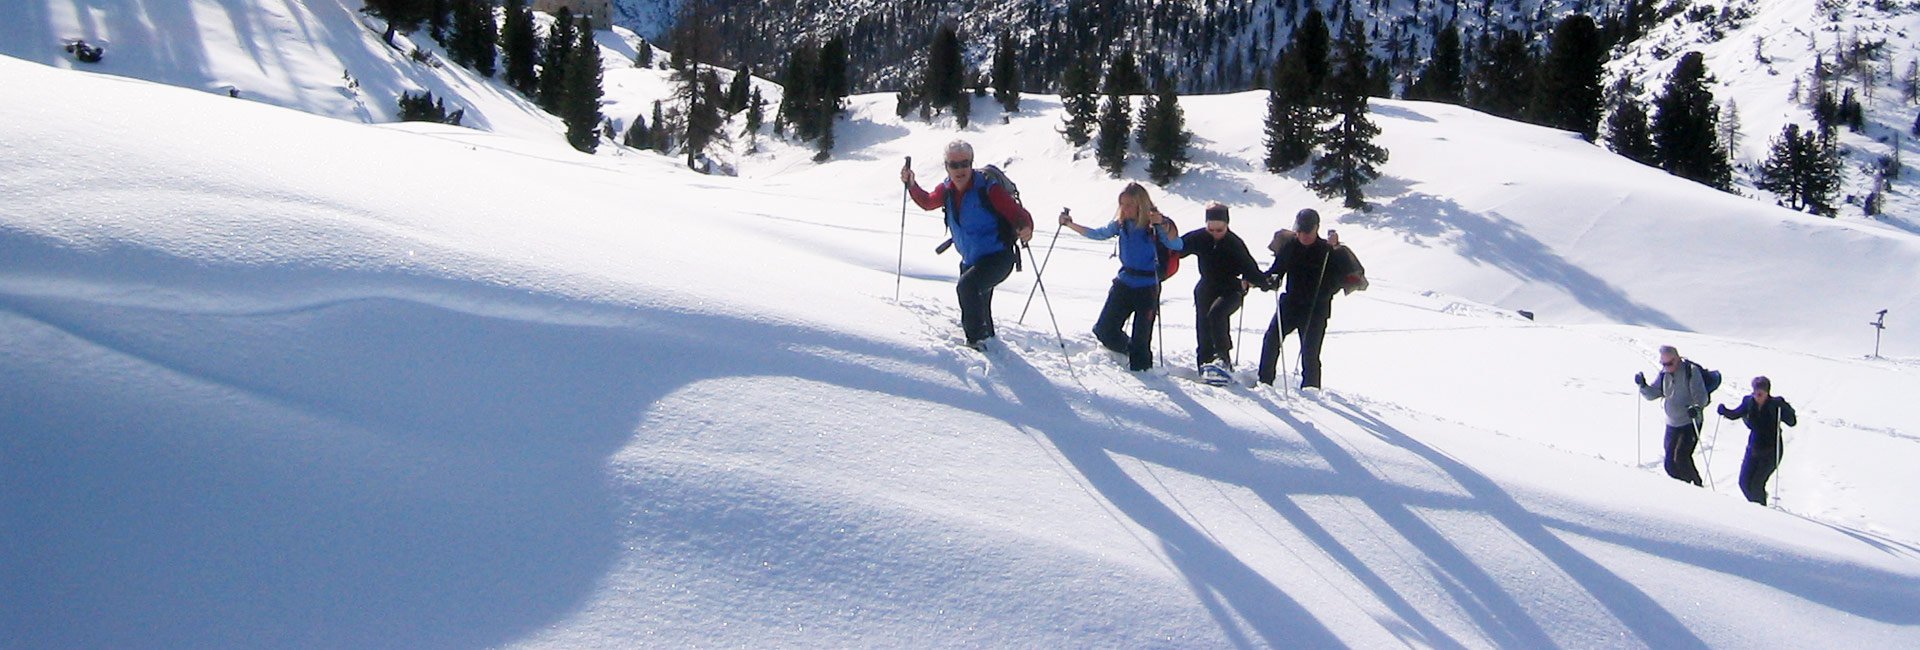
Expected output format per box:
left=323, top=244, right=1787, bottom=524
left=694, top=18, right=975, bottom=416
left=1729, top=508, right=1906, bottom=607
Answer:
left=1060, top=182, right=1184, bottom=371
left=1715, top=376, right=1798, bottom=505
left=901, top=139, right=1035, bottom=347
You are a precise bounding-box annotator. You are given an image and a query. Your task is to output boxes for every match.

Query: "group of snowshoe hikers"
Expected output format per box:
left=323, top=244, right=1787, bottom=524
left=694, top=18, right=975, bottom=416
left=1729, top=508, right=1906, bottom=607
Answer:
left=903, top=139, right=1797, bottom=507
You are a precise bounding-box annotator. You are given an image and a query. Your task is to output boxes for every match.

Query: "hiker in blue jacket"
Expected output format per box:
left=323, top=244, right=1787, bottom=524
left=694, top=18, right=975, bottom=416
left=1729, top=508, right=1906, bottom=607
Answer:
left=1716, top=376, right=1798, bottom=505
left=902, top=139, right=1035, bottom=347
left=1637, top=345, right=1710, bottom=486
left=1060, top=182, right=1184, bottom=371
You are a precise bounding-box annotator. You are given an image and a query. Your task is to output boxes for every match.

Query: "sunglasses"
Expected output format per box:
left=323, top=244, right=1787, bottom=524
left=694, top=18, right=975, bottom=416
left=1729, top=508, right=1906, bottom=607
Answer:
left=945, top=159, right=972, bottom=170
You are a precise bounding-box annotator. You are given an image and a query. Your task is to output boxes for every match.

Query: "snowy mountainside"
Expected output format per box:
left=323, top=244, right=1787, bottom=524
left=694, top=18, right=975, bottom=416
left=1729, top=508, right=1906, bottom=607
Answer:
left=6, top=53, right=1920, bottom=648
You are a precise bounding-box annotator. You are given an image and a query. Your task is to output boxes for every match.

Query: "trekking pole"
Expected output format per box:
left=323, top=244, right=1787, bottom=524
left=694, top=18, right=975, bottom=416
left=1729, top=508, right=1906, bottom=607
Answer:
left=1278, top=293, right=1289, bottom=399
left=1698, top=412, right=1716, bottom=490
left=1635, top=395, right=1643, bottom=469
left=895, top=156, right=911, bottom=301
left=1025, top=242, right=1069, bottom=358
left=1705, top=408, right=1723, bottom=491
left=1234, top=290, right=1247, bottom=368
left=1019, top=214, right=1066, bottom=324
left=1775, top=407, right=1785, bottom=507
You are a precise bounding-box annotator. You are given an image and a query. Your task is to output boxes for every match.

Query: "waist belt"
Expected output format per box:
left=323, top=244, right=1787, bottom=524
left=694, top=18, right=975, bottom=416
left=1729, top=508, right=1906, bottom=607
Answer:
left=1120, top=267, right=1157, bottom=277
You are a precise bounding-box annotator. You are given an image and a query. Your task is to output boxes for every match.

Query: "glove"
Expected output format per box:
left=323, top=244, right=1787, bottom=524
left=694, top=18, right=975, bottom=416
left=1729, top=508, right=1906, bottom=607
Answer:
left=1716, top=405, right=1731, bottom=417
left=1633, top=372, right=1646, bottom=387
left=1688, top=406, right=1703, bottom=420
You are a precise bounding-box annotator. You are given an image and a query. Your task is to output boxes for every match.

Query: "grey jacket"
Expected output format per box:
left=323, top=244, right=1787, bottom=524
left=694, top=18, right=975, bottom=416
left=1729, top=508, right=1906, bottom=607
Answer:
left=1640, top=362, right=1709, bottom=428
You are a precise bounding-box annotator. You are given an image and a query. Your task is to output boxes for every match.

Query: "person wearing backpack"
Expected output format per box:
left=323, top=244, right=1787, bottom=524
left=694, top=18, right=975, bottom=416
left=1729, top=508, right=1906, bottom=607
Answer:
left=1255, top=209, right=1362, bottom=389
left=1715, top=376, right=1798, bottom=505
left=1060, top=182, right=1184, bottom=371
left=1636, top=345, right=1711, bottom=486
left=1178, top=202, right=1270, bottom=382
left=901, top=139, right=1035, bottom=348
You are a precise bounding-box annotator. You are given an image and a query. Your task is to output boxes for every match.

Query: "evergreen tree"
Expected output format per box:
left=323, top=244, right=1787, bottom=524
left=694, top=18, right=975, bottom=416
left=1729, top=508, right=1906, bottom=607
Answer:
left=449, top=0, right=496, bottom=77
left=1652, top=52, right=1733, bottom=190
left=819, top=37, right=849, bottom=115
left=814, top=102, right=836, bottom=162
left=1840, top=88, right=1865, bottom=132
left=623, top=112, right=649, bottom=149
left=1469, top=28, right=1534, bottom=120
left=564, top=22, right=604, bottom=153
left=1296, top=9, right=1333, bottom=103
left=744, top=87, right=765, bottom=153
left=1607, top=98, right=1659, bottom=166
left=955, top=76, right=973, bottom=128
left=429, top=0, right=451, bottom=42
left=1309, top=18, right=1389, bottom=209
left=537, top=8, right=577, bottom=113
left=502, top=0, right=537, bottom=95
left=678, top=64, right=725, bottom=168
left=1095, top=50, right=1143, bottom=177
left=927, top=23, right=963, bottom=110
left=777, top=44, right=821, bottom=140
left=397, top=89, right=453, bottom=123
left=1264, top=48, right=1320, bottom=173
left=1756, top=124, right=1841, bottom=216
left=992, top=33, right=1022, bottom=113
left=364, top=0, right=430, bottom=45
left=1408, top=22, right=1463, bottom=103
left=725, top=66, right=751, bottom=114
left=650, top=100, right=672, bottom=152
left=1529, top=14, right=1606, bottom=140
left=1138, top=77, right=1191, bottom=185
left=634, top=37, right=653, bottom=67
left=1059, top=58, right=1098, bottom=147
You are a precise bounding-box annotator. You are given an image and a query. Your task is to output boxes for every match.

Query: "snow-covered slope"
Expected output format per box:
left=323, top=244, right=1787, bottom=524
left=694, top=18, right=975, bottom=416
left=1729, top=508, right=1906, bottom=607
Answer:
left=5, top=52, right=1920, bottom=648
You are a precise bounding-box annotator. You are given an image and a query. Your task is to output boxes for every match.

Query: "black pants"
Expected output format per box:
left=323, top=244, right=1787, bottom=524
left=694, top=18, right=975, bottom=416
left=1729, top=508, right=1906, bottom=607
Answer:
left=957, top=249, right=1016, bottom=344
left=1093, top=280, right=1159, bottom=371
left=1739, top=442, right=1782, bottom=505
left=1195, top=283, right=1245, bottom=367
left=1663, top=421, right=1704, bottom=486
left=1258, top=305, right=1328, bottom=387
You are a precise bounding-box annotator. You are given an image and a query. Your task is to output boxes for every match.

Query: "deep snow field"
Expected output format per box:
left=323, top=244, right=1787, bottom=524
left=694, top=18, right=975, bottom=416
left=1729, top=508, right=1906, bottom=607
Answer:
left=4, top=1, right=1920, bottom=647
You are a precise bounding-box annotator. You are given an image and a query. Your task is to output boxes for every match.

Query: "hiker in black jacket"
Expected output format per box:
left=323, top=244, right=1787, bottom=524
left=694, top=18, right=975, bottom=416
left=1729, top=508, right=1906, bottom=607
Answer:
left=1179, top=202, right=1269, bottom=375
left=1715, top=376, right=1799, bottom=505
left=1257, top=209, right=1362, bottom=389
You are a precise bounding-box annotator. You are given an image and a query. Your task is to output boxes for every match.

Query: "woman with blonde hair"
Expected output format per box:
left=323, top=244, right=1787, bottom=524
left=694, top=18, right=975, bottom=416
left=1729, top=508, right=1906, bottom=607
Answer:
left=1060, top=182, right=1184, bottom=371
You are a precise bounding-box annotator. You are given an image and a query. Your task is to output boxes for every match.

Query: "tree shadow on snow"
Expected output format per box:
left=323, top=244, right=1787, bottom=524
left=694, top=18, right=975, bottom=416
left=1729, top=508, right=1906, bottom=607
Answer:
left=1351, top=191, right=1686, bottom=330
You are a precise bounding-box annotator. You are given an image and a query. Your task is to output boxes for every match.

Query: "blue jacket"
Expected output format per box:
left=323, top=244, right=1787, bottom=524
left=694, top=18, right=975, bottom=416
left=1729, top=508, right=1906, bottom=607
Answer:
left=1081, top=219, right=1184, bottom=288
left=907, top=171, right=1035, bottom=266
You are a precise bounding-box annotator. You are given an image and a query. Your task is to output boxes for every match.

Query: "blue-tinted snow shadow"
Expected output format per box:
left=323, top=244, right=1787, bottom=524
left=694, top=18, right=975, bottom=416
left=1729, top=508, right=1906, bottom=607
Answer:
left=1352, top=191, right=1686, bottom=330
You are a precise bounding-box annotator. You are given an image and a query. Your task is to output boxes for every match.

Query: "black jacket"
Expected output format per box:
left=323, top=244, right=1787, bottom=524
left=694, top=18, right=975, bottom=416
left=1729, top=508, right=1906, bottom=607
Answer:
left=1178, top=229, right=1266, bottom=293
left=1718, top=395, right=1797, bottom=448
left=1267, top=237, right=1360, bottom=315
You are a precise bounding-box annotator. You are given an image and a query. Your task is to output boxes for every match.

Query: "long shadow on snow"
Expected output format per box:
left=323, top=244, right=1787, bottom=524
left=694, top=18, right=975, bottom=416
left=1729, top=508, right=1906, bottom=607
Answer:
left=1352, top=192, right=1686, bottom=330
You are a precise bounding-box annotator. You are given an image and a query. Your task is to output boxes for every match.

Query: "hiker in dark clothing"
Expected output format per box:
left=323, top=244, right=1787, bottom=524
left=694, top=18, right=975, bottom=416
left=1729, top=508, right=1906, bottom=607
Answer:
left=1716, top=376, right=1799, bottom=505
left=1178, top=202, right=1269, bottom=375
left=1637, top=345, right=1710, bottom=486
left=1061, top=182, right=1184, bottom=371
left=1257, top=209, right=1362, bottom=389
left=902, top=139, right=1035, bottom=347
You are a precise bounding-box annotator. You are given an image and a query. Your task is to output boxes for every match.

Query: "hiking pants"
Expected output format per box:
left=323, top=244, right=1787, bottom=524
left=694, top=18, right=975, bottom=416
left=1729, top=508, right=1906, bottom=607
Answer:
left=1739, top=442, right=1782, bottom=505
left=1195, top=283, right=1244, bottom=367
left=957, top=249, right=1016, bottom=344
left=1663, top=420, right=1704, bottom=486
left=1258, top=307, right=1328, bottom=388
left=1093, top=280, right=1159, bottom=371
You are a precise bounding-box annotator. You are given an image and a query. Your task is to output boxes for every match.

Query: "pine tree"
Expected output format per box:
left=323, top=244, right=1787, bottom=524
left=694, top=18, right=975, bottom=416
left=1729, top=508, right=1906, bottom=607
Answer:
left=1139, top=78, right=1190, bottom=185
left=564, top=22, right=604, bottom=153
left=1719, top=99, right=1742, bottom=157
left=449, top=0, right=496, bottom=77
left=927, top=23, right=963, bottom=110
left=1529, top=14, right=1606, bottom=141
left=364, top=0, right=430, bottom=45
left=1757, top=124, right=1841, bottom=216
left=1408, top=21, right=1463, bottom=103
left=725, top=66, right=751, bottom=113
left=1296, top=9, right=1333, bottom=104
left=1264, top=48, right=1320, bottom=173
left=397, top=89, right=452, bottom=122
left=777, top=45, right=820, bottom=140
left=744, top=87, right=765, bottom=153
left=1059, top=58, right=1098, bottom=147
left=1607, top=98, right=1659, bottom=166
left=537, top=8, right=577, bottom=113
left=429, top=0, right=451, bottom=42
left=1652, top=52, right=1733, bottom=190
left=992, top=33, right=1022, bottom=113
left=634, top=37, right=653, bottom=68
left=502, top=0, right=537, bottom=95
left=1095, top=50, right=1142, bottom=177
left=955, top=77, right=973, bottom=128
left=650, top=100, right=672, bottom=152
left=1469, top=28, right=1534, bottom=120
left=1309, top=18, right=1389, bottom=209
left=819, top=37, right=849, bottom=116
left=623, top=112, right=649, bottom=149
left=1840, top=88, right=1865, bottom=132
left=679, top=64, right=725, bottom=168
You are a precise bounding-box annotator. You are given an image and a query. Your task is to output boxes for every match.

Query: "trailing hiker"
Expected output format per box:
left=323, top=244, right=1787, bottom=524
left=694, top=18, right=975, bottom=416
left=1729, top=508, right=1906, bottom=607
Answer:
left=1636, top=345, right=1711, bottom=487
left=1178, top=202, right=1270, bottom=385
left=1060, top=182, right=1184, bottom=371
left=1256, top=209, right=1365, bottom=389
left=901, top=139, right=1035, bottom=348
left=1715, top=376, right=1798, bottom=505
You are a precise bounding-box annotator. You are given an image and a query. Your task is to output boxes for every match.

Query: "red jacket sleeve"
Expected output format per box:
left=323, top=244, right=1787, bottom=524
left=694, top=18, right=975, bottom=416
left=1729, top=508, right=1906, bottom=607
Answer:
left=908, top=181, right=946, bottom=211
left=985, top=184, right=1034, bottom=231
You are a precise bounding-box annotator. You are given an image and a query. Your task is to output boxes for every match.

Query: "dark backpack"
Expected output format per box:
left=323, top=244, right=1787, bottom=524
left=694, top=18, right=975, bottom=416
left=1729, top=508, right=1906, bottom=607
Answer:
left=935, top=165, right=1023, bottom=271
left=1683, top=359, right=1723, bottom=395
